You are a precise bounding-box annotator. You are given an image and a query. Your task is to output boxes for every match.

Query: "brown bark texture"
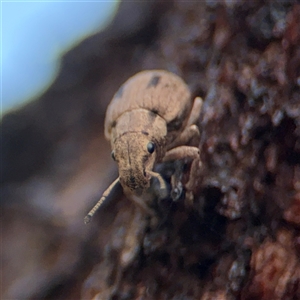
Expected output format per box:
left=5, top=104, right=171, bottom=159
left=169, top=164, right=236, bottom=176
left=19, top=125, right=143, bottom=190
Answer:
left=1, top=1, right=300, bottom=299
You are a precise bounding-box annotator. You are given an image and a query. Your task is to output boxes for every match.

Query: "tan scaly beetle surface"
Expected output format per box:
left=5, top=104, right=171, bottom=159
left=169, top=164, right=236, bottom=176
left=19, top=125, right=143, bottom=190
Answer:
left=84, top=70, right=203, bottom=224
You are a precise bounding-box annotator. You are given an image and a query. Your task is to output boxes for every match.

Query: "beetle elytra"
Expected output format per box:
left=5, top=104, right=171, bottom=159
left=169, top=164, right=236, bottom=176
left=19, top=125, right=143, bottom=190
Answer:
left=84, top=70, right=202, bottom=224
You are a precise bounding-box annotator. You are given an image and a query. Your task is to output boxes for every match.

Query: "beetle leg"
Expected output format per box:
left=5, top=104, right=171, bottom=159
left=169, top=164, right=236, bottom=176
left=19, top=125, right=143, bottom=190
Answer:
left=167, top=96, right=202, bottom=150
left=185, top=155, right=202, bottom=204
left=167, top=124, right=200, bottom=150
left=170, top=160, right=184, bottom=201
left=147, top=170, right=169, bottom=199
left=84, top=177, right=121, bottom=224
left=163, top=146, right=200, bottom=162
left=186, top=96, right=203, bottom=127
left=163, top=146, right=201, bottom=203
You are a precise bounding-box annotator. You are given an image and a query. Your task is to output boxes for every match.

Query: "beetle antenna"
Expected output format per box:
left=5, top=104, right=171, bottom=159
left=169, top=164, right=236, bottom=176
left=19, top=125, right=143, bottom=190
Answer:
left=84, top=177, right=120, bottom=224
left=147, top=171, right=168, bottom=199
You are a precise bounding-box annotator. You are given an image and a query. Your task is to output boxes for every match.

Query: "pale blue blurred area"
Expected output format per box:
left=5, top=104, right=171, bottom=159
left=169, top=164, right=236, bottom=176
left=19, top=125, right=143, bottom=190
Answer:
left=2, top=1, right=119, bottom=113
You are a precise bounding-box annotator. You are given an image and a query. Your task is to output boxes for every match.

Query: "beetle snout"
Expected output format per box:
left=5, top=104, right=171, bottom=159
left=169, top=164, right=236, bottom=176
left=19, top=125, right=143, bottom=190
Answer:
left=120, top=168, right=149, bottom=193
left=128, top=174, right=138, bottom=189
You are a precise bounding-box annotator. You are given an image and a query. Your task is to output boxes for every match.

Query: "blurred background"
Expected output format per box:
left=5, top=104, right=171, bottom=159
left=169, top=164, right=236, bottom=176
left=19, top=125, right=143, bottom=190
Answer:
left=2, top=1, right=119, bottom=112
left=1, top=2, right=169, bottom=298
left=1, top=1, right=300, bottom=299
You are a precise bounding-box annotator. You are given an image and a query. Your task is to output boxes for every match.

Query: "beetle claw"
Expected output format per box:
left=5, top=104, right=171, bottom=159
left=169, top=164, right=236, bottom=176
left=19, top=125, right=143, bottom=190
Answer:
left=171, top=182, right=183, bottom=201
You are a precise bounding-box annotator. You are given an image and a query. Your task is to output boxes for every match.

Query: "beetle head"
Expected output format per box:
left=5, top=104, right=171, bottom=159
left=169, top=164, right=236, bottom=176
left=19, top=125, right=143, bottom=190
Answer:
left=111, top=132, right=159, bottom=195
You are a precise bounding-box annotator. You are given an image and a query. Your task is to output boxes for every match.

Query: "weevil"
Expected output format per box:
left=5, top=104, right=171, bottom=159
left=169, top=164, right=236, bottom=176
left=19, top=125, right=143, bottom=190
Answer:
left=84, top=70, right=203, bottom=224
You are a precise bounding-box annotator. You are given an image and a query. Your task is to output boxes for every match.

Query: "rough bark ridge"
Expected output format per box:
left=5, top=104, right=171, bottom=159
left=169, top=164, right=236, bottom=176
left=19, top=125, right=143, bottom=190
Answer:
left=1, top=1, right=300, bottom=299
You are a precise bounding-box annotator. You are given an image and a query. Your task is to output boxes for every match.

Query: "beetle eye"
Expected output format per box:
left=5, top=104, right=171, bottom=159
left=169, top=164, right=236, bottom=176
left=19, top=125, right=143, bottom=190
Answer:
left=147, top=142, right=155, bottom=154
left=111, top=150, right=116, bottom=161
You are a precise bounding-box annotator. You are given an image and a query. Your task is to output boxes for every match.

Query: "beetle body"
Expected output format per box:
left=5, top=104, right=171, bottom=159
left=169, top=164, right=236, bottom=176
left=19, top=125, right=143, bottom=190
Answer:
left=105, top=70, right=193, bottom=146
left=85, top=70, right=202, bottom=223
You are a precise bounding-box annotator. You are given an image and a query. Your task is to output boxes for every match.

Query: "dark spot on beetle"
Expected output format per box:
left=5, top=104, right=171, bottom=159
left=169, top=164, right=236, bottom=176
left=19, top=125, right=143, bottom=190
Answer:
left=111, top=120, right=117, bottom=128
left=150, top=109, right=159, bottom=115
left=130, top=175, right=135, bottom=184
left=115, top=85, right=124, bottom=98
left=142, top=131, right=149, bottom=136
left=148, top=110, right=158, bottom=120
left=147, top=75, right=161, bottom=88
